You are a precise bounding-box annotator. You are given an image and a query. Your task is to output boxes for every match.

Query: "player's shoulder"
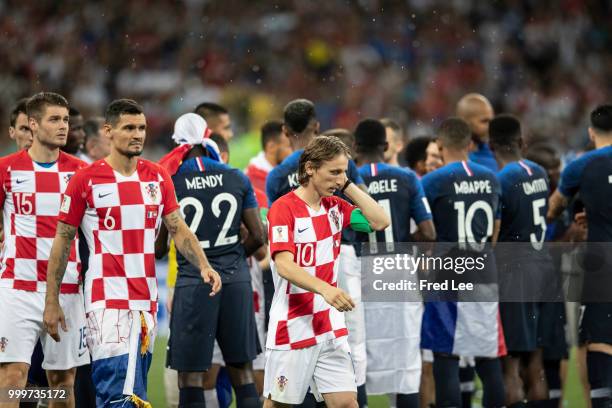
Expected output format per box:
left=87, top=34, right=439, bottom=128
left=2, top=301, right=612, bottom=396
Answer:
left=136, top=159, right=173, bottom=181
left=58, top=151, right=89, bottom=171
left=275, top=150, right=302, bottom=174
left=269, top=191, right=298, bottom=215
left=0, top=150, right=27, bottom=170
left=468, top=160, right=497, bottom=178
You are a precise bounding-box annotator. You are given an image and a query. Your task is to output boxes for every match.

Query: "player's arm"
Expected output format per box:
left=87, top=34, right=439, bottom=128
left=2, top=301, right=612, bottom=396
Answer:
left=412, top=220, right=436, bottom=242
left=547, top=189, right=569, bottom=223
left=242, top=207, right=265, bottom=257
left=492, top=219, right=501, bottom=245
left=162, top=209, right=221, bottom=295
left=155, top=222, right=170, bottom=259
left=43, top=221, right=77, bottom=341
left=341, top=182, right=390, bottom=231
left=274, top=251, right=354, bottom=312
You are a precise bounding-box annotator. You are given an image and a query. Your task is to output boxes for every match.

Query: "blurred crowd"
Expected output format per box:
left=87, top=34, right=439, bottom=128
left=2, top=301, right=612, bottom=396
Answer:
left=1, top=0, right=610, bottom=157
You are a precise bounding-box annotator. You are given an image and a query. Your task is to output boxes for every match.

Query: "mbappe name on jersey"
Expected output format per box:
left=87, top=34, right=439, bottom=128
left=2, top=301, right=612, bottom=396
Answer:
left=453, top=179, right=492, bottom=195
left=185, top=174, right=224, bottom=190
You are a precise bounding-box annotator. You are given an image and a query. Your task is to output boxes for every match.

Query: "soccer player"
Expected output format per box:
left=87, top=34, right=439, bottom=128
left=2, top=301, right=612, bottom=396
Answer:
left=0, top=92, right=89, bottom=408
left=421, top=117, right=506, bottom=407
left=264, top=135, right=389, bottom=407
left=354, top=119, right=435, bottom=408
left=404, top=136, right=443, bottom=178
left=245, top=120, right=292, bottom=205
left=380, top=118, right=405, bottom=167
left=457, top=93, right=497, bottom=172
left=159, top=112, right=264, bottom=408
left=61, top=108, right=86, bottom=156
left=8, top=97, right=33, bottom=150
left=194, top=102, right=234, bottom=141
left=81, top=117, right=111, bottom=163
left=547, top=104, right=612, bottom=408
left=489, top=114, right=550, bottom=406
left=43, top=99, right=222, bottom=407
left=266, top=99, right=370, bottom=407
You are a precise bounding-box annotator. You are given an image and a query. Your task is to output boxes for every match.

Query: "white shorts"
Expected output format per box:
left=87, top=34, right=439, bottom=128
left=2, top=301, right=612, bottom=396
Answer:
left=338, top=245, right=366, bottom=385
left=0, top=287, right=88, bottom=370
left=263, top=338, right=357, bottom=404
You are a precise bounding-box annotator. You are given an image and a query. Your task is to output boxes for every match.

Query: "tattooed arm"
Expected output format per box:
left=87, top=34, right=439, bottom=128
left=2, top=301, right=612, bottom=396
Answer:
left=43, top=221, right=77, bottom=341
left=162, top=209, right=221, bottom=295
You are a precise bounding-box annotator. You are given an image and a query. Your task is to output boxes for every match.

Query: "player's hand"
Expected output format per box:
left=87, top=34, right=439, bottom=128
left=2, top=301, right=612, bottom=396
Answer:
left=574, top=211, right=587, bottom=229
left=43, top=301, right=67, bottom=342
left=200, top=266, right=222, bottom=296
left=321, top=285, right=355, bottom=312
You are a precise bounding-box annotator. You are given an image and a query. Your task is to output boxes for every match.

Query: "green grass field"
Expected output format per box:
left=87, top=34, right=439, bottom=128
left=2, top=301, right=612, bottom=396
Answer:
left=147, top=337, right=588, bottom=407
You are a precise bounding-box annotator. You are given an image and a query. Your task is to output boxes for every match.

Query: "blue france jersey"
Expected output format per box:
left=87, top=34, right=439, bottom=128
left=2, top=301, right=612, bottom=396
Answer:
left=422, top=160, right=501, bottom=243
left=266, top=149, right=365, bottom=205
left=469, top=142, right=498, bottom=173
left=497, top=160, right=550, bottom=243
left=173, top=156, right=258, bottom=284
left=358, top=162, right=432, bottom=243
left=559, top=145, right=612, bottom=242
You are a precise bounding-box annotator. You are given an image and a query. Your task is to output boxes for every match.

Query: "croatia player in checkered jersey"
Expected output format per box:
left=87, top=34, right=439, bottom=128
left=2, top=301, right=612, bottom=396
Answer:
left=43, top=99, right=222, bottom=407
left=0, top=92, right=89, bottom=407
left=264, top=135, right=389, bottom=407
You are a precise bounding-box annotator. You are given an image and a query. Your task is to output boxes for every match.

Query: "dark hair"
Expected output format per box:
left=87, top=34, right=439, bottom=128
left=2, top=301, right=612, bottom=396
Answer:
left=261, top=120, right=284, bottom=150
left=69, top=107, right=81, bottom=117
left=26, top=92, right=69, bottom=122
left=354, top=118, right=387, bottom=147
left=436, top=117, right=471, bottom=150
left=105, top=99, right=144, bottom=126
left=298, top=135, right=350, bottom=185
left=525, top=143, right=561, bottom=171
left=404, top=136, right=432, bottom=169
left=489, top=114, right=522, bottom=150
left=194, top=102, right=228, bottom=120
left=323, top=128, right=355, bottom=155
left=9, top=98, right=29, bottom=127
left=590, top=104, right=612, bottom=133
left=380, top=118, right=401, bottom=132
left=284, top=99, right=316, bottom=134
left=83, top=118, right=101, bottom=140
left=210, top=133, right=228, bottom=154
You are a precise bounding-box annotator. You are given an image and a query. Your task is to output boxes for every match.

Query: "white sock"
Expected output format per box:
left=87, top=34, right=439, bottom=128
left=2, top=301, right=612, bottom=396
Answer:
left=205, top=388, right=219, bottom=408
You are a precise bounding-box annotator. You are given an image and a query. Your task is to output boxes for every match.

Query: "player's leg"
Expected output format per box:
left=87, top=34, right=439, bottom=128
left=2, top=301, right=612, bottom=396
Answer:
left=87, top=309, right=155, bottom=407
left=420, top=350, right=436, bottom=408
left=474, top=357, right=505, bottom=408
left=202, top=364, right=220, bottom=408
left=432, top=353, right=461, bottom=407
left=459, top=362, right=475, bottom=408
left=217, top=281, right=260, bottom=408
left=524, top=349, right=548, bottom=402
left=501, top=354, right=525, bottom=406
left=44, top=369, right=76, bottom=408
left=313, top=339, right=357, bottom=408
left=168, top=284, right=221, bottom=408
left=542, top=359, right=562, bottom=408
left=587, top=351, right=612, bottom=408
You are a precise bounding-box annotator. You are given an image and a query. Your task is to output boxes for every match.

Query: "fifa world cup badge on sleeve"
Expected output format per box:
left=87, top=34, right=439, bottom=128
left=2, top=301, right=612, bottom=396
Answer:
left=273, top=225, right=288, bottom=243
left=60, top=195, right=71, bottom=213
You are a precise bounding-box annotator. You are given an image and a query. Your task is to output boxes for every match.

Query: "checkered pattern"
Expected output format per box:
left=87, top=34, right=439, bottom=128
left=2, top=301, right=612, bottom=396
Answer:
left=266, top=191, right=355, bottom=350
left=0, top=150, right=86, bottom=293
left=59, top=159, right=179, bottom=313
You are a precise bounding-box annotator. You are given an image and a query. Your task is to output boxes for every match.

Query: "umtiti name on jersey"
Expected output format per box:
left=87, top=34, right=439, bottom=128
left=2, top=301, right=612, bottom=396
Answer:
left=185, top=174, right=224, bottom=190
left=521, top=178, right=548, bottom=195
left=367, top=179, right=398, bottom=194
left=453, top=179, right=492, bottom=194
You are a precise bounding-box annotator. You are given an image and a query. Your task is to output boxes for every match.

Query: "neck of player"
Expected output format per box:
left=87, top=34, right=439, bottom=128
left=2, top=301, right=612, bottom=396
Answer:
left=494, top=151, right=521, bottom=168
left=105, top=150, right=139, bottom=176
left=441, top=149, right=469, bottom=165
left=295, top=183, right=322, bottom=210
left=28, top=138, right=59, bottom=163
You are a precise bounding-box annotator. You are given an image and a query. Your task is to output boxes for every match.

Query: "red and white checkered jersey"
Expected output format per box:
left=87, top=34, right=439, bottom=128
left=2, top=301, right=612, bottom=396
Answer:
left=0, top=150, right=86, bottom=293
left=266, top=191, right=356, bottom=350
left=59, top=159, right=179, bottom=313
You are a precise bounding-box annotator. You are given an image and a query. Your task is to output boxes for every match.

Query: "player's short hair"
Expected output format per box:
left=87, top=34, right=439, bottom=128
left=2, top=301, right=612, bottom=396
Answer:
left=26, top=92, right=69, bottom=122
left=590, top=104, right=612, bottom=133
left=323, top=128, right=354, bottom=154
left=210, top=133, right=228, bottom=154
left=380, top=118, right=401, bottom=132
left=489, top=114, right=522, bottom=150
left=525, top=143, right=561, bottom=171
left=404, top=136, right=432, bottom=169
left=298, top=135, right=351, bottom=186
left=261, top=120, right=284, bottom=150
left=69, top=107, right=81, bottom=117
left=284, top=99, right=316, bottom=134
left=194, top=102, right=228, bottom=120
left=436, top=117, right=471, bottom=150
left=354, top=119, right=387, bottom=147
left=105, top=99, right=144, bottom=127
left=9, top=98, right=29, bottom=127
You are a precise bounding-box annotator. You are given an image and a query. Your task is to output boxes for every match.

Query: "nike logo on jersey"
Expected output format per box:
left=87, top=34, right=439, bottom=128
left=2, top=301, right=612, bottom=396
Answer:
left=98, top=192, right=112, bottom=198
left=78, top=350, right=88, bottom=358
left=15, top=179, right=26, bottom=184
left=298, top=227, right=309, bottom=233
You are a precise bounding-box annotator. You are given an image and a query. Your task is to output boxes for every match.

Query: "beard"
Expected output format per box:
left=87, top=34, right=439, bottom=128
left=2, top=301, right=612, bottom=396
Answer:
left=118, top=146, right=143, bottom=158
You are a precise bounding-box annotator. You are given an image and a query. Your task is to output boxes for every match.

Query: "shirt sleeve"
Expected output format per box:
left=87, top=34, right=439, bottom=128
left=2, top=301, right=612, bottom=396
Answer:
left=266, top=168, right=280, bottom=207
left=59, top=170, right=89, bottom=227
left=407, top=171, right=432, bottom=224
left=348, top=159, right=365, bottom=185
left=159, top=166, right=180, bottom=216
left=240, top=172, right=259, bottom=210
left=268, top=200, right=295, bottom=259
left=492, top=175, right=502, bottom=220
left=421, top=172, right=438, bottom=206
left=558, top=157, right=584, bottom=198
